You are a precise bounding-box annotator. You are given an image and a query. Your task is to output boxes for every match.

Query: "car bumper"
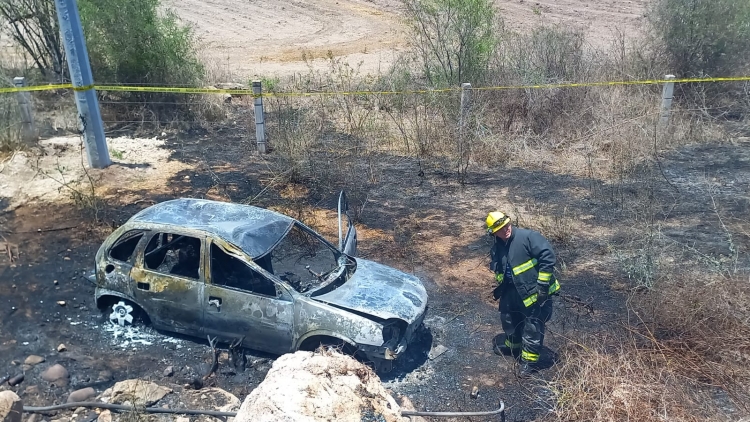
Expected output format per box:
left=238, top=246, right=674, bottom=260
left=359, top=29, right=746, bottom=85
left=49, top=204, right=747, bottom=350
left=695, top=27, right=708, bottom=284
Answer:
left=360, top=307, right=427, bottom=361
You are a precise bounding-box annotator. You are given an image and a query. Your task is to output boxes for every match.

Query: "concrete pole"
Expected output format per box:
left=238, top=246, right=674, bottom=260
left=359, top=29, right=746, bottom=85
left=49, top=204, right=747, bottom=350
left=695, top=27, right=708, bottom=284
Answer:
left=252, top=81, right=267, bottom=153
left=13, top=77, right=39, bottom=145
left=659, top=74, right=676, bottom=129
left=458, top=83, right=472, bottom=176
left=459, top=83, right=473, bottom=128
left=54, top=0, right=110, bottom=168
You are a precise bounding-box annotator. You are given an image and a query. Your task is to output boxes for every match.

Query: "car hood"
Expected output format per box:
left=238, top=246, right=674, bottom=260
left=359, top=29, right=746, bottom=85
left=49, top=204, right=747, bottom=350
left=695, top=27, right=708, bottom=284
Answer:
left=313, top=259, right=428, bottom=322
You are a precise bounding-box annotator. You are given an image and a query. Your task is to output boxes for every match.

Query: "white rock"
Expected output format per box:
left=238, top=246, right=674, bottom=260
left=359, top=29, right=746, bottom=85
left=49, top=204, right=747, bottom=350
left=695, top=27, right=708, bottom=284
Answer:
left=57, top=344, right=67, bottom=352
left=24, top=355, right=45, bottom=366
left=97, top=410, right=112, bottom=422
left=0, top=390, right=22, bottom=422
left=180, top=388, right=240, bottom=422
left=41, top=364, right=69, bottom=387
left=235, top=350, right=406, bottom=422
left=428, top=344, right=448, bottom=360
left=99, top=379, right=171, bottom=407
left=67, top=387, right=96, bottom=403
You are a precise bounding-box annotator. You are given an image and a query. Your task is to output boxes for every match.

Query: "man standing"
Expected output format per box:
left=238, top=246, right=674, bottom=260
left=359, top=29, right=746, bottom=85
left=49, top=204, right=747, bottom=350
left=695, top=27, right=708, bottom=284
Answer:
left=486, top=211, right=560, bottom=377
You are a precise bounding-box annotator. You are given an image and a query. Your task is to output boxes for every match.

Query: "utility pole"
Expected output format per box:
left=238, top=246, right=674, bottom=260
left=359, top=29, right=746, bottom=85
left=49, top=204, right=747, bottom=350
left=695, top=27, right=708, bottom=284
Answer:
left=54, top=0, right=110, bottom=168
left=252, top=80, right=267, bottom=153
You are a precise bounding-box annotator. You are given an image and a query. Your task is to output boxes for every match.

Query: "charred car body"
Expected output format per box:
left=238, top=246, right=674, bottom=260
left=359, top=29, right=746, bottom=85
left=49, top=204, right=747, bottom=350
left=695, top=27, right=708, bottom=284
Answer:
left=92, top=194, right=428, bottom=368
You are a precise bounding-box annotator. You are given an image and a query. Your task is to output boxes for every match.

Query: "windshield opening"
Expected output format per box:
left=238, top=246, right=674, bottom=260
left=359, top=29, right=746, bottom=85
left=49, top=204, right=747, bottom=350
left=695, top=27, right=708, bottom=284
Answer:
left=269, top=223, right=344, bottom=294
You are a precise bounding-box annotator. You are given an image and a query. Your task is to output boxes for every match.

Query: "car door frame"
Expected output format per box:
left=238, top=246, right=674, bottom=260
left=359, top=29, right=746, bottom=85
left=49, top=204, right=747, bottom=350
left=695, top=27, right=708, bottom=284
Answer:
left=99, top=229, right=148, bottom=297
left=337, top=191, right=357, bottom=256
left=203, top=237, right=296, bottom=355
left=129, top=229, right=207, bottom=337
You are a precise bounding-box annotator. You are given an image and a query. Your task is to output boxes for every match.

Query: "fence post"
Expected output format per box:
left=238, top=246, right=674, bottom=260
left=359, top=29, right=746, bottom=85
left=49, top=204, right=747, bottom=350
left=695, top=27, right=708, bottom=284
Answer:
left=659, top=74, right=675, bottom=129
left=458, top=83, right=473, bottom=178
left=13, top=77, right=38, bottom=145
left=252, top=80, right=267, bottom=153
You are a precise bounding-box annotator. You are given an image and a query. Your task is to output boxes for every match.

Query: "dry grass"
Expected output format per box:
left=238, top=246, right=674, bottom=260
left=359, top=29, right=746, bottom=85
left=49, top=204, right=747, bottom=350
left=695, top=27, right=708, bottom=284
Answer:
left=549, top=274, right=750, bottom=421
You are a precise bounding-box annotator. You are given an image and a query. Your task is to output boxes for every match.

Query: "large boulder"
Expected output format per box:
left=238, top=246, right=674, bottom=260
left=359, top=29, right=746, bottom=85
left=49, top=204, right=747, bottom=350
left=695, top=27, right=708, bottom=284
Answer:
left=0, top=391, right=22, bottom=422
left=235, top=350, right=406, bottom=422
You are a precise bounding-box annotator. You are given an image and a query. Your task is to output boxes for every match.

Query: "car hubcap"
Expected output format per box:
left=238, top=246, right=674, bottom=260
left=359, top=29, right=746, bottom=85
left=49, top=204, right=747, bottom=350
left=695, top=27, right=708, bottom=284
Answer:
left=109, top=301, right=134, bottom=326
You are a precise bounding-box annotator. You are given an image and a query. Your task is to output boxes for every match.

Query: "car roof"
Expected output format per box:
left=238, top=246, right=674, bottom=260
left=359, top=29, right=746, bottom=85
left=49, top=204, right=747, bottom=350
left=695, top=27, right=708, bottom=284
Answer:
left=129, top=198, right=295, bottom=259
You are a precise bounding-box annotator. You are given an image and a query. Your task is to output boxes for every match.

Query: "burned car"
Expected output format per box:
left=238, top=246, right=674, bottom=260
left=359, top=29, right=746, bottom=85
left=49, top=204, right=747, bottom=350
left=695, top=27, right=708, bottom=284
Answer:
left=91, top=193, right=427, bottom=369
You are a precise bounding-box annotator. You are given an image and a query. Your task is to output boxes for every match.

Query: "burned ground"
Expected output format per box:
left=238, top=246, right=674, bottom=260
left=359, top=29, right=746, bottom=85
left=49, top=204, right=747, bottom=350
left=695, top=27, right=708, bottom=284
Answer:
left=1, top=126, right=749, bottom=421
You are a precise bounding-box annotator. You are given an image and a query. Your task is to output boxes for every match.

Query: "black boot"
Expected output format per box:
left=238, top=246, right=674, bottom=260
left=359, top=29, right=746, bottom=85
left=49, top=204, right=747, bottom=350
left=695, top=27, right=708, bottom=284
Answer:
left=518, top=360, right=538, bottom=378
left=492, top=334, right=521, bottom=357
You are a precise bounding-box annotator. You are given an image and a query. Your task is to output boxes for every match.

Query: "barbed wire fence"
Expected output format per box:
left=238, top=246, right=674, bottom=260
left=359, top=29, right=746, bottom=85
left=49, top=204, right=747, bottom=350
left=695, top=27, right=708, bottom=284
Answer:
left=1, top=76, right=748, bottom=187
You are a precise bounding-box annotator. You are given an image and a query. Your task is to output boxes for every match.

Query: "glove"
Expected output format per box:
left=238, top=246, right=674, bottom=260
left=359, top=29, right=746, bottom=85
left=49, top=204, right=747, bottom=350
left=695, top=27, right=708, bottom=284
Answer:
left=492, top=284, right=503, bottom=300
left=536, top=282, right=550, bottom=306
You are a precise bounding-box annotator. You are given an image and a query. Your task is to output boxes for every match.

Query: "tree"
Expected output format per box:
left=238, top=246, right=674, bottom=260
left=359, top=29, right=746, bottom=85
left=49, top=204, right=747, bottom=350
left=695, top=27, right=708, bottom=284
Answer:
left=0, top=0, right=66, bottom=81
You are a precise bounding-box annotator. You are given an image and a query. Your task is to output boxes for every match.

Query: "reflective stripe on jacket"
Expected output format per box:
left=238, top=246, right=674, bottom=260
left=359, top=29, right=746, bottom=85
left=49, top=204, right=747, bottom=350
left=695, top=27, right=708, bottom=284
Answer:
left=490, top=227, right=560, bottom=306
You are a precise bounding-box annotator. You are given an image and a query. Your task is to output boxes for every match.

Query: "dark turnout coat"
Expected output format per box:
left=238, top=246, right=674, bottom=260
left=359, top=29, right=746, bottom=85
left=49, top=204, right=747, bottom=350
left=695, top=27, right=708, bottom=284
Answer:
left=490, top=227, right=560, bottom=307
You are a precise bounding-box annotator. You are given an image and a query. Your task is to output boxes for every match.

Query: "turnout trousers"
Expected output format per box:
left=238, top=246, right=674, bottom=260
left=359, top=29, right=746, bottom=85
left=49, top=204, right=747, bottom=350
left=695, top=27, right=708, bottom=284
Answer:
left=499, top=282, right=553, bottom=363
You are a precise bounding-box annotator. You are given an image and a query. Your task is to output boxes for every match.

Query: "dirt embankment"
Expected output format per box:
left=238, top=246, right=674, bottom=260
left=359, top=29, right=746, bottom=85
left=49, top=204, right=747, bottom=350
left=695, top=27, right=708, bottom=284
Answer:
left=163, top=0, right=649, bottom=80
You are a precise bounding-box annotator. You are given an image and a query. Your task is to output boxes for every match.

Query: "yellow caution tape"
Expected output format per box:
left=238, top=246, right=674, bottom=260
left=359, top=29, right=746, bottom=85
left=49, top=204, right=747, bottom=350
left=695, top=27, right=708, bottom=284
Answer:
left=72, top=84, right=95, bottom=92
left=1, top=76, right=749, bottom=96
left=0, top=83, right=72, bottom=93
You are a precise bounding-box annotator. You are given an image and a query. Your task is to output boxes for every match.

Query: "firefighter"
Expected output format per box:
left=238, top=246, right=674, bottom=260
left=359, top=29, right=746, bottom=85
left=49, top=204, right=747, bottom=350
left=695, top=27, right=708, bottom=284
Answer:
left=486, top=211, right=560, bottom=377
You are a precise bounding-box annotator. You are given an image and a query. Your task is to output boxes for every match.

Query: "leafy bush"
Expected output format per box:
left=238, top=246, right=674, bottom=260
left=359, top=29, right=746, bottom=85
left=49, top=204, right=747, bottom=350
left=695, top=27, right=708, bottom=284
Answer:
left=647, top=0, right=750, bottom=78
left=78, top=0, right=203, bottom=87
left=402, top=0, right=497, bottom=87
left=0, top=0, right=202, bottom=86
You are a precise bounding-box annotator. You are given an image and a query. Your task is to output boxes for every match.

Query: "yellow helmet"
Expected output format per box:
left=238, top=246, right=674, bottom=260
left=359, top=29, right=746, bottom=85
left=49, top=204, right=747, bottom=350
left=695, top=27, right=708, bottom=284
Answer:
left=486, top=211, right=510, bottom=234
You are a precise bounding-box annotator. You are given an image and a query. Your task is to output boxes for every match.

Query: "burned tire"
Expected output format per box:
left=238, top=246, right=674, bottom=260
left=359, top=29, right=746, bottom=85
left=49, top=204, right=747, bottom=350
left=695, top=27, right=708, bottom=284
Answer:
left=299, top=336, right=361, bottom=358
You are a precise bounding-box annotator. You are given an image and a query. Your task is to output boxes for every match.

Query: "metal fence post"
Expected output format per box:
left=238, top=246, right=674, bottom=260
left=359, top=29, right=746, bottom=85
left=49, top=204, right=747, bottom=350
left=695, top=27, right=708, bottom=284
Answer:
left=252, top=80, right=267, bottom=153
left=13, top=77, right=39, bottom=145
left=659, top=74, right=676, bottom=129
left=54, top=0, right=110, bottom=168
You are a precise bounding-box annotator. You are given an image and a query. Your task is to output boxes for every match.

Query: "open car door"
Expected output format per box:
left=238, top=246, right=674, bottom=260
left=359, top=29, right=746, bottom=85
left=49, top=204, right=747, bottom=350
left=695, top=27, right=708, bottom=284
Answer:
left=337, top=191, right=357, bottom=256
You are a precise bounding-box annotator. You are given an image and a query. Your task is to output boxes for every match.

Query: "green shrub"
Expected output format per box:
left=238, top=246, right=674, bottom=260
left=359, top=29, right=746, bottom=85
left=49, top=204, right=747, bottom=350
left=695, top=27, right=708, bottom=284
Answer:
left=78, top=0, right=203, bottom=87
left=648, top=0, right=750, bottom=78
left=402, top=0, right=497, bottom=87
left=1, top=0, right=202, bottom=86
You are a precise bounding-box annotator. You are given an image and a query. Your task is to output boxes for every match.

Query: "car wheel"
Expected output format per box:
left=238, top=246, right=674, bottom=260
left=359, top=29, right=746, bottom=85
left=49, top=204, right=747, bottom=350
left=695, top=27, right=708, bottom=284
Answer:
left=109, top=300, right=134, bottom=326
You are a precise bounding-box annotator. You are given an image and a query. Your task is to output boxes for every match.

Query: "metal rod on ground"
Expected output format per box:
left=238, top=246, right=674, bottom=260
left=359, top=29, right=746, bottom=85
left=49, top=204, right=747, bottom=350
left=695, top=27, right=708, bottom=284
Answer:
left=401, top=401, right=505, bottom=420
left=253, top=80, right=267, bottom=153
left=23, top=402, right=236, bottom=417
left=659, top=74, right=676, bottom=129
left=54, top=0, right=110, bottom=169
left=24, top=400, right=506, bottom=420
left=13, top=77, right=38, bottom=145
